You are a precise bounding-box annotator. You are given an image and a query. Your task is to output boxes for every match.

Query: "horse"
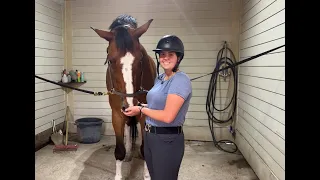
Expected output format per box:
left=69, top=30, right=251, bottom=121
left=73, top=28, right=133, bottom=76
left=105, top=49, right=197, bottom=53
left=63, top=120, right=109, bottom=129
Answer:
left=90, top=14, right=157, bottom=180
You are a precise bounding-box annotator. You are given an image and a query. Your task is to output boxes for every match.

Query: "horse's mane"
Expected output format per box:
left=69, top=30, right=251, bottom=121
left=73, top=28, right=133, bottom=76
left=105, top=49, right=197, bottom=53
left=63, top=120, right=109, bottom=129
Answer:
left=114, top=26, right=134, bottom=54
left=109, top=14, right=138, bottom=54
left=109, top=14, right=138, bottom=30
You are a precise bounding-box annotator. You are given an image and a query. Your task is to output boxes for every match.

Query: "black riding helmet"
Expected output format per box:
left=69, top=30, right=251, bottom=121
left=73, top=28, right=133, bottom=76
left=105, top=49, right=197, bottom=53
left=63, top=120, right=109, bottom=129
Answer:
left=153, top=35, right=185, bottom=76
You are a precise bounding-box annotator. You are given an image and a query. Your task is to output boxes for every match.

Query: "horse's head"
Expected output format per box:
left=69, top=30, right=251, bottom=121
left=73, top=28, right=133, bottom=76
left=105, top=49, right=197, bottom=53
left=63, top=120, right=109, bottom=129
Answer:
left=90, top=15, right=153, bottom=107
left=91, top=18, right=153, bottom=65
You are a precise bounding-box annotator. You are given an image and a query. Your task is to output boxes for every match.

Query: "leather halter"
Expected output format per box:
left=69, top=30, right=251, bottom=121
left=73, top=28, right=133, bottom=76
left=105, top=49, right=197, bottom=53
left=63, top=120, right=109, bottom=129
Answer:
left=105, top=57, right=149, bottom=97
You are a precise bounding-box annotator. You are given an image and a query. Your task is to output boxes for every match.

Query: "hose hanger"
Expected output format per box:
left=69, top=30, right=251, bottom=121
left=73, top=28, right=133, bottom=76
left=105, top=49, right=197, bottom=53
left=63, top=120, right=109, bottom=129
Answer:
left=218, top=41, right=232, bottom=81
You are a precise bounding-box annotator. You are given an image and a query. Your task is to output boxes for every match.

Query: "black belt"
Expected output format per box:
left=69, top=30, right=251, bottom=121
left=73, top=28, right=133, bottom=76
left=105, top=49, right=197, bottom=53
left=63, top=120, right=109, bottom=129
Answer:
left=144, top=124, right=182, bottom=134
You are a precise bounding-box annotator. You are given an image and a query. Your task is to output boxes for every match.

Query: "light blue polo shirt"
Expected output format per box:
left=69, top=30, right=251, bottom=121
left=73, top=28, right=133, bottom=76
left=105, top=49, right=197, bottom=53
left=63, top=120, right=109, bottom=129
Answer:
left=145, top=71, right=192, bottom=127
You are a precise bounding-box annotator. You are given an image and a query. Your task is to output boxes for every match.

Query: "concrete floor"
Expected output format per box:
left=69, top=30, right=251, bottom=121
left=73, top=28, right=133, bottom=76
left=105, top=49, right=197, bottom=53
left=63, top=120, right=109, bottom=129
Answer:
left=35, top=135, right=259, bottom=180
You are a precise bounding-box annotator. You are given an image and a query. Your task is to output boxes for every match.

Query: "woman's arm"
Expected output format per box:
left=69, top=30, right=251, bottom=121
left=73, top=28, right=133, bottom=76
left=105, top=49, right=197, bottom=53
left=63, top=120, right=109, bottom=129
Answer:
left=142, top=94, right=185, bottom=123
left=123, top=74, right=192, bottom=123
left=122, top=94, right=185, bottom=123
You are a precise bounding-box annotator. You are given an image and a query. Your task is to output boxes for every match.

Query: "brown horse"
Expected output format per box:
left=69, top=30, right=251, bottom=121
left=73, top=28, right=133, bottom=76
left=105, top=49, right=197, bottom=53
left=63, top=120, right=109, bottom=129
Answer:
left=91, top=15, right=156, bottom=180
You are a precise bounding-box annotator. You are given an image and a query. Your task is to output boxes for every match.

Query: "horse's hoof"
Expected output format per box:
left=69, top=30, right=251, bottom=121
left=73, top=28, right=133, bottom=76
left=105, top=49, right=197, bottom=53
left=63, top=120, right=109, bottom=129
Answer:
left=114, top=175, right=122, bottom=180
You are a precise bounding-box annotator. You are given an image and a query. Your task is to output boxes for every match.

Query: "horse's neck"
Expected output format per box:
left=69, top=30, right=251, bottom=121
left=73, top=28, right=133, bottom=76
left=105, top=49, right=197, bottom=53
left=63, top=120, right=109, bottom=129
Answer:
left=141, top=45, right=154, bottom=66
left=140, top=45, right=157, bottom=89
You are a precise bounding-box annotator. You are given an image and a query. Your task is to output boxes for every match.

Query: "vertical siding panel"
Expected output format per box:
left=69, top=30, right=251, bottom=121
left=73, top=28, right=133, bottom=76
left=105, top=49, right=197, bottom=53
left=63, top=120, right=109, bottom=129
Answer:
left=35, top=0, right=65, bottom=135
left=236, top=0, right=285, bottom=180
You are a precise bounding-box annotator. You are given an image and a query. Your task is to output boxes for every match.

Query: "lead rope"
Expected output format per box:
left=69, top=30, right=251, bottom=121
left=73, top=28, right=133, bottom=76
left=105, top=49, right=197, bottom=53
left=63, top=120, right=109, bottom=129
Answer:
left=107, top=60, right=114, bottom=93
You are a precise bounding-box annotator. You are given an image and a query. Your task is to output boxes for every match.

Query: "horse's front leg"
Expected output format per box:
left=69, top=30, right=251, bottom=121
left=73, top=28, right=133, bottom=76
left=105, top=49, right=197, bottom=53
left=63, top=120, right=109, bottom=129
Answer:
left=138, top=115, right=150, bottom=180
left=112, top=110, right=126, bottom=180
left=123, top=119, right=133, bottom=162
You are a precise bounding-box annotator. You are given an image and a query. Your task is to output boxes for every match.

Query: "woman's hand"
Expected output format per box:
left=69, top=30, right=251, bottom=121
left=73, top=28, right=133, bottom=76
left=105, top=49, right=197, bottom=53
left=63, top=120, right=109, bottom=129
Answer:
left=140, top=103, right=148, bottom=107
left=122, top=106, right=141, bottom=117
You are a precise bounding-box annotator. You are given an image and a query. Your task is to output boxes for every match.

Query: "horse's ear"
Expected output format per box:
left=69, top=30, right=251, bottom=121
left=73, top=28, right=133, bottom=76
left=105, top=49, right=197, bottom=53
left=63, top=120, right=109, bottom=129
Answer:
left=133, top=19, right=153, bottom=38
left=90, top=27, right=113, bottom=41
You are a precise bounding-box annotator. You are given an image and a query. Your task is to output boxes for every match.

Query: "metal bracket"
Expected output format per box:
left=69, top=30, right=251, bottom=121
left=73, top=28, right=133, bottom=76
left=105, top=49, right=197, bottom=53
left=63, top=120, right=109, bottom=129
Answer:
left=219, top=64, right=231, bottom=81
left=145, top=124, right=151, bottom=133
left=218, top=41, right=231, bottom=81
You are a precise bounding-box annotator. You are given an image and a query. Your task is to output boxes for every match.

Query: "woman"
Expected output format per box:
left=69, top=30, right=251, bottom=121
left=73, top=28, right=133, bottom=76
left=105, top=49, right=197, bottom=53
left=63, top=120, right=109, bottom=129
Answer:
left=122, top=35, right=192, bottom=180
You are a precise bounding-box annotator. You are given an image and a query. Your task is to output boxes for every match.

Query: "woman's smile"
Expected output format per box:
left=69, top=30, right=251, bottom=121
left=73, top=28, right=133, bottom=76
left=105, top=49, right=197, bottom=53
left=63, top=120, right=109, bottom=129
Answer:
left=159, top=51, right=177, bottom=70
left=162, top=61, right=171, bottom=65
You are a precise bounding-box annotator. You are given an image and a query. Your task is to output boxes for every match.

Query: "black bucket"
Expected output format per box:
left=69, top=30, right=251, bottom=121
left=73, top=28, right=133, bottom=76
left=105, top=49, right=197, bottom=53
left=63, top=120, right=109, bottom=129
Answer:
left=75, top=118, right=103, bottom=144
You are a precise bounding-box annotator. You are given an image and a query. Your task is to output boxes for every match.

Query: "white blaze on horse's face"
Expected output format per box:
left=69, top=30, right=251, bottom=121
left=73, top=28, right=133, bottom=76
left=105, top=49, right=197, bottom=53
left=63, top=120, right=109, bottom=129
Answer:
left=120, top=52, right=135, bottom=107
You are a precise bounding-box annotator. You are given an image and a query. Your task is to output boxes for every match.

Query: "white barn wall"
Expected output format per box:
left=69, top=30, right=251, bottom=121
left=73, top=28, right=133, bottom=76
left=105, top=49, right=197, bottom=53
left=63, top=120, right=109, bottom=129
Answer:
left=35, top=0, right=65, bottom=135
left=235, top=0, right=285, bottom=180
left=68, top=0, right=240, bottom=141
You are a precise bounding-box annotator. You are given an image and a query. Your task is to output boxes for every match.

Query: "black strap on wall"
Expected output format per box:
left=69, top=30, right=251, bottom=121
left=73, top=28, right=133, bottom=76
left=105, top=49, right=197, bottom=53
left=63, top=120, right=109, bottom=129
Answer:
left=35, top=44, right=285, bottom=95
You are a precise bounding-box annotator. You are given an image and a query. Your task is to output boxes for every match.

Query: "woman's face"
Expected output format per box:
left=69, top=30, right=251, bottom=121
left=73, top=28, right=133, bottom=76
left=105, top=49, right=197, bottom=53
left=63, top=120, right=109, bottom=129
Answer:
left=159, top=51, right=178, bottom=71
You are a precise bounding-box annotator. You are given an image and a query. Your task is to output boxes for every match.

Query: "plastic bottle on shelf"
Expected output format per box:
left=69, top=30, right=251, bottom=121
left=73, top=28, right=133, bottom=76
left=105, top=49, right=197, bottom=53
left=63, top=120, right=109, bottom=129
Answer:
left=77, top=71, right=81, bottom=82
left=81, top=72, right=85, bottom=82
left=62, top=74, right=68, bottom=83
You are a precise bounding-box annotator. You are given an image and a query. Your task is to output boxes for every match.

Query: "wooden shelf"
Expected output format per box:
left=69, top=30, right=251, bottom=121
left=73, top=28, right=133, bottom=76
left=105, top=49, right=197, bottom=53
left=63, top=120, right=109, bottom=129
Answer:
left=57, top=81, right=87, bottom=88
left=57, top=81, right=86, bottom=85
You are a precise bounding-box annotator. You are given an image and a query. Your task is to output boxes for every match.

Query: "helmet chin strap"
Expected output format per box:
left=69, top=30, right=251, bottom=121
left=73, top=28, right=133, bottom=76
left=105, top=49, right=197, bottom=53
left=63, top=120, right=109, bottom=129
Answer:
left=155, top=52, right=161, bottom=80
